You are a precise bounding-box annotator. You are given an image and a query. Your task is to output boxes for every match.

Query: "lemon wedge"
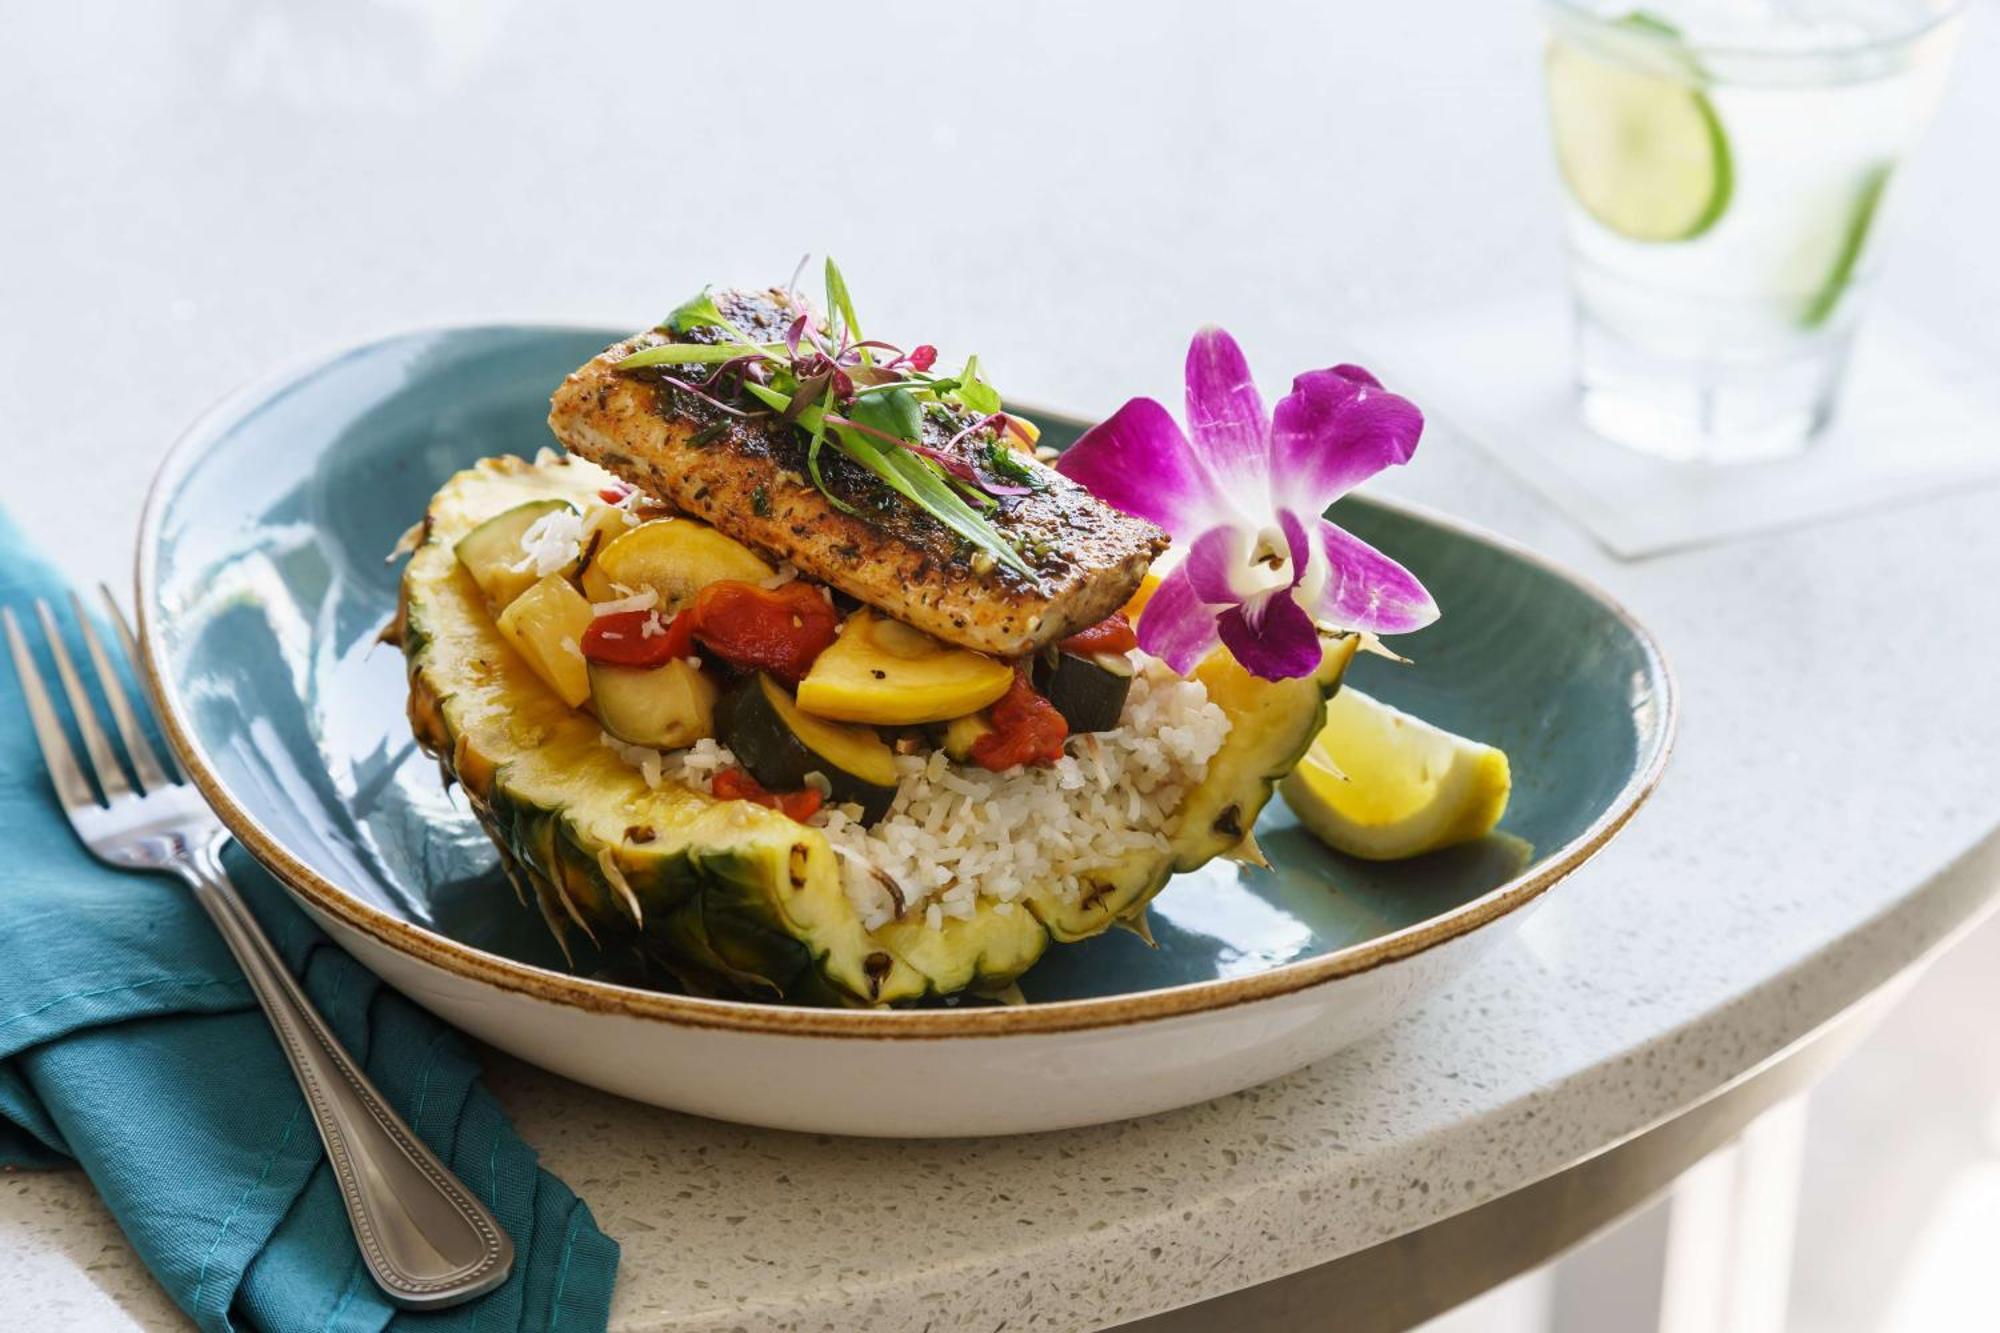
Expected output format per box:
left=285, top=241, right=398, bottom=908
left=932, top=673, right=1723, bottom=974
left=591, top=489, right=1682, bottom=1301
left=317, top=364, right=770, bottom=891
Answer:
left=1280, top=687, right=1511, bottom=861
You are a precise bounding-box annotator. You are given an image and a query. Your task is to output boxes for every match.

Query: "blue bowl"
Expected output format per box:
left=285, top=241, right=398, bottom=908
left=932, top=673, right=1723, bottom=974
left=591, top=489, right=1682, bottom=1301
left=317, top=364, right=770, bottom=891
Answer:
left=140, top=325, right=1674, bottom=1009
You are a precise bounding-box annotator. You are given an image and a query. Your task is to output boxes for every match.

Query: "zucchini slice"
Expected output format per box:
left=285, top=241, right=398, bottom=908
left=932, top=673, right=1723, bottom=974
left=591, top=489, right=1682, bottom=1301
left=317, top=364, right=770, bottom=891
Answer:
left=940, top=711, right=995, bottom=763
left=1035, top=650, right=1134, bottom=734
left=796, top=610, right=1014, bottom=726
left=589, top=657, right=719, bottom=749
left=717, top=672, right=901, bottom=823
left=579, top=516, right=775, bottom=607
left=454, top=499, right=578, bottom=610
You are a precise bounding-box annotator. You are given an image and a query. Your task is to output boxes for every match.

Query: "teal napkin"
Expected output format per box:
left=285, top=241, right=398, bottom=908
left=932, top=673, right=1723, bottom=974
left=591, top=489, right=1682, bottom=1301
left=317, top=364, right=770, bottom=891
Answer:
left=0, top=508, right=619, bottom=1333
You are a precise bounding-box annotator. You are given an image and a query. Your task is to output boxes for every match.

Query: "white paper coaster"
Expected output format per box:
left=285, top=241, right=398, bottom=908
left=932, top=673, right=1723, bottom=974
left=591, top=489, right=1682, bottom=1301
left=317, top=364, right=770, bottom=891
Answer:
left=1349, top=293, right=2000, bottom=559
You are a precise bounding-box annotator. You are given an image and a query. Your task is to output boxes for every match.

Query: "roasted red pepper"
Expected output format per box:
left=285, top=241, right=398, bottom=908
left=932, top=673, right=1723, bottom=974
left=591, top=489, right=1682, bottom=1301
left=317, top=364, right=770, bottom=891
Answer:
left=654, top=610, right=700, bottom=661
left=580, top=580, right=837, bottom=678
left=970, top=669, right=1069, bottom=771
left=685, top=580, right=839, bottom=684
left=579, top=609, right=681, bottom=668
left=1058, top=610, right=1138, bottom=656
left=711, top=767, right=824, bottom=822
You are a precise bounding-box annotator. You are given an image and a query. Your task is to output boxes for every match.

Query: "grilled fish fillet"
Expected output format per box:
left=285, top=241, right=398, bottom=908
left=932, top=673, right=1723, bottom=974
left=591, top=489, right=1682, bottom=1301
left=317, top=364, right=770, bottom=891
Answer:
left=548, top=289, right=1168, bottom=658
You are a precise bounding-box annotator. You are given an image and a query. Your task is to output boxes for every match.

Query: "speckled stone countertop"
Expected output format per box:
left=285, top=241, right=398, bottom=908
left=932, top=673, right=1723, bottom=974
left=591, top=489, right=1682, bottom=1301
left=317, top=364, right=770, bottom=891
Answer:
left=6, top=3, right=2000, bottom=1330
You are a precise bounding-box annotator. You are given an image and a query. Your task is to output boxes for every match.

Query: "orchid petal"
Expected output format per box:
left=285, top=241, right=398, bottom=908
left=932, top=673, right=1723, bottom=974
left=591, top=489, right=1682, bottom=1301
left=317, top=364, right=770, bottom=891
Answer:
left=1283, top=505, right=1334, bottom=609
left=1312, top=520, right=1439, bottom=635
left=1235, top=584, right=1279, bottom=632
left=1183, top=327, right=1269, bottom=494
left=1134, top=564, right=1223, bottom=675
left=1269, top=366, right=1424, bottom=511
left=1183, top=525, right=1255, bottom=604
left=1217, top=591, right=1323, bottom=680
left=1056, top=397, right=1231, bottom=538
left=1278, top=508, right=1313, bottom=588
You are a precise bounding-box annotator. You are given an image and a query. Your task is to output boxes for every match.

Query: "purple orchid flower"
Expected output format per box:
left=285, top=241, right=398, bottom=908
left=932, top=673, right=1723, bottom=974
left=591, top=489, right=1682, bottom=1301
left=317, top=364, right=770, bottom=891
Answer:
left=1058, top=327, right=1437, bottom=681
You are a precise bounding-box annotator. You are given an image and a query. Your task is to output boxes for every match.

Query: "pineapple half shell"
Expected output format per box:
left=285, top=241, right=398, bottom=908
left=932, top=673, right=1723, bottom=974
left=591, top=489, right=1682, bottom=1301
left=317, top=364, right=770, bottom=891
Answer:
left=394, top=453, right=1358, bottom=1006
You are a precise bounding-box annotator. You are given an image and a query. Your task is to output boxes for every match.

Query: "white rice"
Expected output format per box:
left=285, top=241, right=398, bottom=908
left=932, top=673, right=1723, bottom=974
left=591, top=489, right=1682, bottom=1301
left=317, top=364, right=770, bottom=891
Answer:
left=598, top=656, right=1230, bottom=930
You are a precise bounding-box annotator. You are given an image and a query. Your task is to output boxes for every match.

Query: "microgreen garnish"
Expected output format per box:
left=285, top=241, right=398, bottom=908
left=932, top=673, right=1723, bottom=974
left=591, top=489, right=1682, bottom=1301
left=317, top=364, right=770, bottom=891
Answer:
left=615, top=258, right=1041, bottom=581
left=823, top=258, right=866, bottom=361
left=661, top=290, right=730, bottom=336
left=738, top=379, right=1037, bottom=578
left=801, top=387, right=856, bottom=516
left=956, top=356, right=1003, bottom=417
left=619, top=341, right=787, bottom=369
left=845, top=385, right=924, bottom=446
left=986, top=439, right=1046, bottom=490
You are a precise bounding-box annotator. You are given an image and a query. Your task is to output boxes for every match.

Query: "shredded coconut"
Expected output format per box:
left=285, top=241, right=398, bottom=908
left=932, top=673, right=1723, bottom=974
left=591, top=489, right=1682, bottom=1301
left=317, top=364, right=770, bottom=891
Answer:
left=509, top=508, right=586, bottom=576
left=591, top=588, right=659, bottom=616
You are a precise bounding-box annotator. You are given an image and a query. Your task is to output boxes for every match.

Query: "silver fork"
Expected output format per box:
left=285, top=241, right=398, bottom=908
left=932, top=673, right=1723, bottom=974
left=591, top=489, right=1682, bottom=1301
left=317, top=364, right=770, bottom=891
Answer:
left=4, top=588, right=513, bottom=1311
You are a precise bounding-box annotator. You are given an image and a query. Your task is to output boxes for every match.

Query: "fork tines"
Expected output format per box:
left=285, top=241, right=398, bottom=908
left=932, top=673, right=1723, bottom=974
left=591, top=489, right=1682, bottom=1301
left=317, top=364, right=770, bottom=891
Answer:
left=3, top=587, right=178, bottom=810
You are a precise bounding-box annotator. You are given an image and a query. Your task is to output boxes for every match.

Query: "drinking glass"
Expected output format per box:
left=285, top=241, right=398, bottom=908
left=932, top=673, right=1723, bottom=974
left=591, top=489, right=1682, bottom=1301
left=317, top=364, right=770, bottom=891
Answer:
left=1540, top=0, right=1967, bottom=461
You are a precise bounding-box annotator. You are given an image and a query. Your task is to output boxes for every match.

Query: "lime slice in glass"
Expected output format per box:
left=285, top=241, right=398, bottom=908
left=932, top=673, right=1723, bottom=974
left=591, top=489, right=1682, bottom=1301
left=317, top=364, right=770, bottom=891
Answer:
left=1545, top=29, right=1732, bottom=243
left=1799, top=164, right=1893, bottom=329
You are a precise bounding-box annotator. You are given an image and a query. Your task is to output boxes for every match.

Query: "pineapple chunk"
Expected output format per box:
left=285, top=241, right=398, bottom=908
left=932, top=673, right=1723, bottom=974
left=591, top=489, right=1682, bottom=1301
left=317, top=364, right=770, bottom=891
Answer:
left=576, top=502, right=636, bottom=579
left=495, top=573, right=594, bottom=707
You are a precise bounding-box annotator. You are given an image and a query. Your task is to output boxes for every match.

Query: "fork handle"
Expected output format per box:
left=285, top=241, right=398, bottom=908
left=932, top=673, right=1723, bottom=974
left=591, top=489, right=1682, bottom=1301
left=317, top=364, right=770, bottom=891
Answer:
left=179, top=840, right=514, bottom=1309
